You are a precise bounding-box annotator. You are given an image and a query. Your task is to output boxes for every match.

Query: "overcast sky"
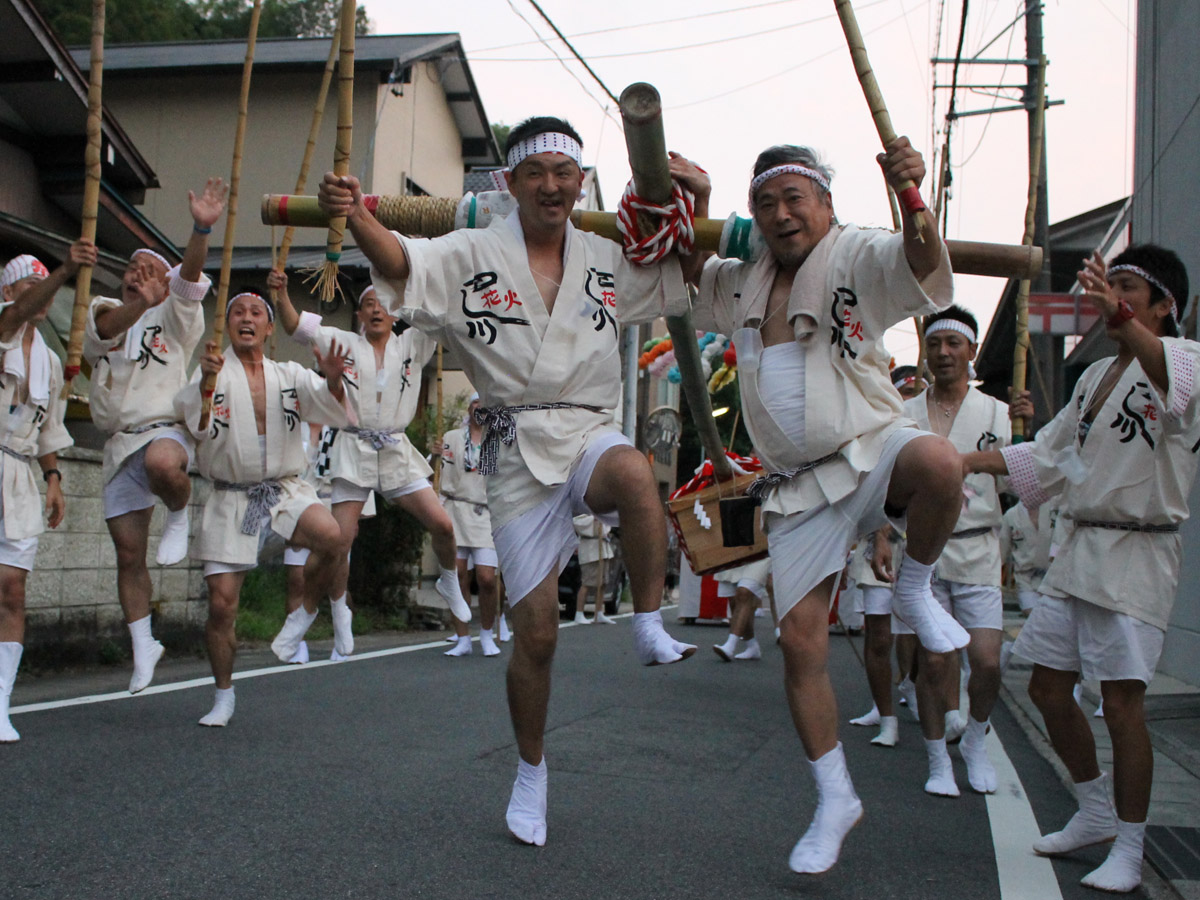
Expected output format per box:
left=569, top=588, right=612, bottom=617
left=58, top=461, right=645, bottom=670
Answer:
left=364, top=0, right=1135, bottom=365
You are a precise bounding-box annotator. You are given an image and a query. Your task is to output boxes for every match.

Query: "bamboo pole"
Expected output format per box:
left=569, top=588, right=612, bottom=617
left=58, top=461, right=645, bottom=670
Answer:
left=261, top=196, right=1044, bottom=281
left=618, top=82, right=732, bottom=482
left=308, top=0, right=357, bottom=304
left=431, top=344, right=444, bottom=492
left=887, top=180, right=927, bottom=379
left=198, top=0, right=263, bottom=432
left=833, top=0, right=929, bottom=240
left=1011, top=56, right=1048, bottom=442
left=64, top=0, right=106, bottom=389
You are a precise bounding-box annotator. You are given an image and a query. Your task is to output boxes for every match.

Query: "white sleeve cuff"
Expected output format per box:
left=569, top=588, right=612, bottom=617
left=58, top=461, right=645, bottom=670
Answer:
left=167, top=265, right=211, bottom=302
left=295, top=311, right=322, bottom=345
left=1000, top=443, right=1050, bottom=509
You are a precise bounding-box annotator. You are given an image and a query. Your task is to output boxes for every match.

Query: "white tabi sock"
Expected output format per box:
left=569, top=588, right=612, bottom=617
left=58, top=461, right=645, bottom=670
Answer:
left=871, top=716, right=899, bottom=748
left=444, top=635, right=473, bottom=657
left=155, top=506, right=190, bottom=566
left=898, top=677, right=920, bottom=720
left=437, top=568, right=472, bottom=624
left=924, top=738, right=960, bottom=797
left=734, top=638, right=761, bottom=660
left=479, top=630, right=501, bottom=657
left=289, top=641, right=309, bottom=664
left=713, top=633, right=740, bottom=662
left=198, top=687, right=235, bottom=727
left=128, top=616, right=164, bottom=694
left=959, top=717, right=997, bottom=793
left=331, top=594, right=354, bottom=657
left=632, top=610, right=697, bottom=666
left=1081, top=819, right=1146, bottom=893
left=1033, top=772, right=1117, bottom=855
left=498, top=617, right=512, bottom=642
left=1073, top=681, right=1084, bottom=706
left=788, top=742, right=863, bottom=874
left=1094, top=699, right=1105, bottom=719
left=506, top=756, right=548, bottom=846
left=573, top=610, right=591, bottom=625
left=891, top=555, right=970, bottom=653
left=944, top=709, right=968, bottom=744
left=849, top=704, right=881, bottom=727
left=271, top=606, right=317, bottom=663
left=595, top=611, right=617, bottom=624
left=0, top=642, right=23, bottom=742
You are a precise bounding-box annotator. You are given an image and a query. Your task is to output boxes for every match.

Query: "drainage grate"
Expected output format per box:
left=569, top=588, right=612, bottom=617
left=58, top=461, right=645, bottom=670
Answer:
left=1145, top=825, right=1200, bottom=880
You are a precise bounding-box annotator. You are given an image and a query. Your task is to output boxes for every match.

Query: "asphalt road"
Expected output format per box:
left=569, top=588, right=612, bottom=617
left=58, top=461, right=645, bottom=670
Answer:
left=3, top=617, right=1159, bottom=900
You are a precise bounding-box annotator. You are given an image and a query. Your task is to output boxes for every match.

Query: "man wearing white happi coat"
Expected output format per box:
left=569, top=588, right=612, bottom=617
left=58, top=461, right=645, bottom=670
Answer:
left=999, top=500, right=1054, bottom=614
left=175, top=292, right=351, bottom=727
left=966, top=244, right=1197, bottom=894
left=689, top=140, right=967, bottom=875
left=441, top=392, right=501, bottom=657
left=317, top=115, right=699, bottom=847
left=269, top=273, right=470, bottom=662
left=83, top=178, right=228, bottom=694
left=0, top=243, right=95, bottom=742
left=903, top=305, right=1018, bottom=798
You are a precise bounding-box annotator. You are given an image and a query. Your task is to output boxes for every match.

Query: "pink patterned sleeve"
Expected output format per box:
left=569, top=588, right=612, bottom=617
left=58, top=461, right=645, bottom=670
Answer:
left=1164, top=340, right=1198, bottom=421
left=1001, top=443, right=1051, bottom=509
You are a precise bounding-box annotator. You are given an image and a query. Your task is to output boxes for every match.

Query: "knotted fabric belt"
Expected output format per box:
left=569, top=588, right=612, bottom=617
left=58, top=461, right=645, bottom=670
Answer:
left=123, top=421, right=177, bottom=436
left=949, top=525, right=993, bottom=540
left=214, top=479, right=282, bottom=535
left=1075, top=519, right=1179, bottom=534
left=744, top=452, right=841, bottom=500
left=344, top=426, right=403, bottom=451
left=441, top=492, right=487, bottom=516
left=0, top=444, right=31, bottom=464
left=472, top=403, right=602, bottom=476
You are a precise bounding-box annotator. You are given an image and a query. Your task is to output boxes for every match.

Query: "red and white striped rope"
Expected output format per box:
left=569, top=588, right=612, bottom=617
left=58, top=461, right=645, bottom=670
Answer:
left=615, top=179, right=696, bottom=266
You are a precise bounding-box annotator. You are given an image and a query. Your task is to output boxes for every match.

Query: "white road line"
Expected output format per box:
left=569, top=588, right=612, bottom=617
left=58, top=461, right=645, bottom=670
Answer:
left=986, top=726, right=1065, bottom=900
left=10, top=607, right=648, bottom=717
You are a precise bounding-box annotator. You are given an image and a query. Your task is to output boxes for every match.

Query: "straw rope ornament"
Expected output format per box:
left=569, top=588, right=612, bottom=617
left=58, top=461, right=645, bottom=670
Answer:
left=305, top=0, right=358, bottom=305
left=198, top=0, right=264, bottom=432
left=63, top=0, right=106, bottom=393
left=832, top=0, right=929, bottom=241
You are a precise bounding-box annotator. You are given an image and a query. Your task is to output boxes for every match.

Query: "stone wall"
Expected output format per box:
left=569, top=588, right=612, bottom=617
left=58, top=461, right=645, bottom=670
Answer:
left=24, top=446, right=208, bottom=663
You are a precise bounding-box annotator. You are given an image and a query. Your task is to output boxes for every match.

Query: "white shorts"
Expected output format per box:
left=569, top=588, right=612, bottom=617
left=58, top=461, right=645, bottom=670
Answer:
left=0, top=528, right=38, bottom=571
left=862, top=585, right=894, bottom=617
left=767, top=428, right=920, bottom=622
left=932, top=578, right=1003, bottom=631
left=457, top=546, right=499, bottom=570
left=716, top=578, right=768, bottom=604
left=103, top=433, right=193, bottom=520
left=283, top=546, right=310, bottom=566
left=492, top=432, right=629, bottom=605
left=1011, top=593, right=1164, bottom=685
left=331, top=476, right=430, bottom=506
left=1017, top=587, right=1046, bottom=613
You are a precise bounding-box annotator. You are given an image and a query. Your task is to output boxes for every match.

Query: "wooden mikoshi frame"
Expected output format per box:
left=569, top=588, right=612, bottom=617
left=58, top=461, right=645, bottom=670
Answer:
left=261, top=194, right=1045, bottom=282
left=618, top=82, right=734, bottom=483
left=64, top=0, right=106, bottom=388
left=1011, top=56, right=1048, bottom=442
left=198, top=0, right=263, bottom=432
left=667, top=473, right=768, bottom=576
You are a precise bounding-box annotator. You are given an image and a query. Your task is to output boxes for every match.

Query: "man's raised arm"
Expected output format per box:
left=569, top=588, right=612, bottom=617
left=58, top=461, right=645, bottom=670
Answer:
left=877, top=136, right=943, bottom=282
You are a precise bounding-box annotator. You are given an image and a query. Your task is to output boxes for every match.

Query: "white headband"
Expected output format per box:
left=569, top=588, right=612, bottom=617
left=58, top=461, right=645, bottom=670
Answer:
left=227, top=292, right=275, bottom=322
left=1108, top=264, right=1179, bottom=321
left=748, top=165, right=831, bottom=212
left=505, top=132, right=583, bottom=171
left=358, top=284, right=377, bottom=305
left=924, top=318, right=977, bottom=344
left=131, top=248, right=171, bottom=272
left=1, top=255, right=49, bottom=288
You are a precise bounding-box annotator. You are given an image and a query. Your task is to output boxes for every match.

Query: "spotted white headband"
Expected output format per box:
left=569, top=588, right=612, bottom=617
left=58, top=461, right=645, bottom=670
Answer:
left=1108, top=264, right=1179, bottom=321
left=748, top=165, right=831, bottom=212
left=227, top=292, right=275, bottom=322
left=505, top=132, right=582, bottom=171
left=1, top=254, right=49, bottom=288
left=924, top=318, right=977, bottom=344
left=131, top=248, right=171, bottom=271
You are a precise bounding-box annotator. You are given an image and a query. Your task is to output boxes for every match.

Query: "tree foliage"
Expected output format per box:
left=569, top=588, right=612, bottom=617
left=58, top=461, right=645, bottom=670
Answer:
left=35, top=0, right=371, bottom=45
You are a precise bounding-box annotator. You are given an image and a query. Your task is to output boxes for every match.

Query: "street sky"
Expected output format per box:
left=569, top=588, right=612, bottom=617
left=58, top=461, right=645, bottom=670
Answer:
left=365, top=0, right=1135, bottom=364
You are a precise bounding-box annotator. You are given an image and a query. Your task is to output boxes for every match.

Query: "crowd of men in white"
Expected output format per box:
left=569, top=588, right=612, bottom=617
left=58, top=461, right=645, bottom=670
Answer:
left=0, top=115, right=1193, bottom=893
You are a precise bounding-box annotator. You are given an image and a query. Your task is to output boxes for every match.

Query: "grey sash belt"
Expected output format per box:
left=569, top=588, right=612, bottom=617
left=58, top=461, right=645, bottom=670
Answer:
left=472, top=403, right=602, bottom=476
left=214, top=479, right=282, bottom=535
left=745, top=452, right=841, bottom=500
left=1075, top=519, right=1179, bottom=534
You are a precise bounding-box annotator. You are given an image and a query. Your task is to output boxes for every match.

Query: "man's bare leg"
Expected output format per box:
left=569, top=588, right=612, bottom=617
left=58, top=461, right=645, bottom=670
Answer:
left=504, top=571, right=559, bottom=845
left=476, top=564, right=501, bottom=656
left=396, top=487, right=471, bottom=624
left=884, top=436, right=970, bottom=653
left=200, top=570, right=245, bottom=726
left=270, top=504, right=346, bottom=661
left=716, top=588, right=760, bottom=661
left=107, top=507, right=165, bottom=692
left=145, top=439, right=192, bottom=566
left=584, top=445, right=694, bottom=664
left=325, top=499, right=367, bottom=658
left=916, top=645, right=959, bottom=796
left=0, top=565, right=28, bottom=741
left=958, top=626, right=1002, bottom=791
left=851, top=613, right=899, bottom=746
left=780, top=574, right=863, bottom=874
left=446, top=558, right=474, bottom=656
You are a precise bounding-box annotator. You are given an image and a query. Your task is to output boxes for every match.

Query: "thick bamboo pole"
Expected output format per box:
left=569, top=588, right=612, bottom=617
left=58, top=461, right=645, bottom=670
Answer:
left=64, top=0, right=105, bottom=388
left=618, top=82, right=732, bottom=482
left=1011, top=56, right=1048, bottom=441
left=308, top=0, right=357, bottom=304
left=198, top=0, right=263, bottom=432
left=262, top=195, right=1044, bottom=281
left=431, top=343, right=444, bottom=493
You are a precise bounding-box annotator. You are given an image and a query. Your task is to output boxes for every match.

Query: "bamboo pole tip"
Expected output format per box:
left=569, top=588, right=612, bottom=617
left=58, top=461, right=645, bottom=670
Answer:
left=618, top=83, right=662, bottom=123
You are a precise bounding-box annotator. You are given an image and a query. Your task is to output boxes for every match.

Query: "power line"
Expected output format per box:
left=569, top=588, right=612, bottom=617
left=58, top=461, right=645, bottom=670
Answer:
left=524, top=0, right=619, bottom=105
